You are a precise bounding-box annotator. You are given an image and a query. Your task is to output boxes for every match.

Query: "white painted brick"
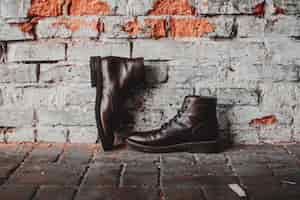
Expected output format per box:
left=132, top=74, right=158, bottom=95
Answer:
left=36, top=107, right=95, bottom=126
left=133, top=39, right=230, bottom=60
left=272, top=0, right=300, bottom=15
left=4, top=127, right=35, bottom=142
left=7, top=42, right=66, bottom=62
left=228, top=106, right=292, bottom=128
left=259, top=126, right=293, bottom=144
left=36, top=16, right=100, bottom=39
left=0, top=86, right=62, bottom=109
left=265, top=15, right=300, bottom=37
left=0, top=18, right=33, bottom=40
left=133, top=40, right=197, bottom=60
left=232, top=130, right=260, bottom=145
left=68, top=126, right=97, bottom=143
left=101, top=16, right=133, bottom=38
left=40, top=63, right=91, bottom=84
left=237, top=16, right=265, bottom=38
left=264, top=38, right=300, bottom=67
left=260, top=83, right=298, bottom=113
left=62, top=85, right=95, bottom=106
left=1, top=85, right=95, bottom=109
left=36, top=126, right=67, bottom=143
left=229, top=40, right=265, bottom=70
left=67, top=40, right=130, bottom=61
left=167, top=60, right=221, bottom=87
left=118, top=0, right=155, bottom=15
left=208, top=16, right=235, bottom=38
left=226, top=61, right=299, bottom=82
left=194, top=0, right=257, bottom=14
left=0, top=0, right=31, bottom=19
left=0, top=64, right=37, bottom=83
left=0, top=107, right=34, bottom=127
left=216, top=88, right=258, bottom=106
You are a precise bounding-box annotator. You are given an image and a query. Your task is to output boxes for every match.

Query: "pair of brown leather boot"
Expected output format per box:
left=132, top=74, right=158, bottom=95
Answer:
left=90, top=57, right=220, bottom=153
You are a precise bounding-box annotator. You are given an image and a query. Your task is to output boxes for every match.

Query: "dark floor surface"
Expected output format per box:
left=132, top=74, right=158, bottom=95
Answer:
left=0, top=142, right=300, bottom=200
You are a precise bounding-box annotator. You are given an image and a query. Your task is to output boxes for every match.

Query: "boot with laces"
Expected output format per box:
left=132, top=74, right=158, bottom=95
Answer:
left=126, top=96, right=220, bottom=153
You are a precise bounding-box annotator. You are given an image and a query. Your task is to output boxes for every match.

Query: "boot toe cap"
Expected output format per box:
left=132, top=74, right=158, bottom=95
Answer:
left=127, top=135, right=147, bottom=144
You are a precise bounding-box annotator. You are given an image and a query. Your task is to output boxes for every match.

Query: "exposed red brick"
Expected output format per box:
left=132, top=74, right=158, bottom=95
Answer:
left=275, top=6, right=285, bottom=15
left=67, top=0, right=110, bottom=16
left=144, top=19, right=167, bottom=39
left=123, top=18, right=141, bottom=36
left=170, top=18, right=214, bottom=38
left=253, top=1, right=265, bottom=16
left=28, top=0, right=64, bottom=17
left=253, top=1, right=285, bottom=16
left=249, top=115, right=278, bottom=126
left=51, top=18, right=102, bottom=32
left=19, top=17, right=42, bottom=34
left=148, top=0, right=196, bottom=15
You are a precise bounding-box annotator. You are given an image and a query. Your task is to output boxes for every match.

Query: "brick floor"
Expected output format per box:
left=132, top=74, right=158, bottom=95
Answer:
left=0, top=143, right=300, bottom=200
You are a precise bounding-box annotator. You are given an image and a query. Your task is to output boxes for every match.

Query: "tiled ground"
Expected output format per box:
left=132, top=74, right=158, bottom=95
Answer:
left=0, top=143, right=300, bottom=200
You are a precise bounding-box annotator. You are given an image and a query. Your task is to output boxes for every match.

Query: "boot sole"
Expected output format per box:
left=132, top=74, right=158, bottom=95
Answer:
left=127, top=139, right=221, bottom=153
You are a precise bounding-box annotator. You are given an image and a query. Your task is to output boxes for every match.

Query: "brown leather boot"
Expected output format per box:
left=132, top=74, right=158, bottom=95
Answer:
left=90, top=56, right=145, bottom=151
left=126, top=96, right=220, bottom=153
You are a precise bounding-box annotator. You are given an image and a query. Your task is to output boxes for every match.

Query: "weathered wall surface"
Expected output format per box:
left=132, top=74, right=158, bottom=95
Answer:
left=0, top=0, right=300, bottom=144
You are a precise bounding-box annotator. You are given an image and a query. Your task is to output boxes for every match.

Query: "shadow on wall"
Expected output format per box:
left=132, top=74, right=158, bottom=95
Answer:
left=115, top=62, right=235, bottom=149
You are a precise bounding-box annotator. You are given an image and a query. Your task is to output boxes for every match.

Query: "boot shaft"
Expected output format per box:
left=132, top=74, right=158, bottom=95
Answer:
left=181, top=96, right=217, bottom=123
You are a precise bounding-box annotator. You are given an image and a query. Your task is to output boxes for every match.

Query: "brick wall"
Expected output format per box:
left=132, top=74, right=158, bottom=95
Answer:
left=0, top=0, right=300, bottom=144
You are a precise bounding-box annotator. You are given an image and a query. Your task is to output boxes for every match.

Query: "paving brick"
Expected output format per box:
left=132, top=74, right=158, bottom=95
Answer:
left=26, top=143, right=63, bottom=164
left=233, top=163, right=273, bottom=177
left=0, top=64, right=37, bottom=83
left=163, top=187, right=206, bottom=200
left=9, top=163, right=84, bottom=186
left=33, top=185, right=75, bottom=200
left=123, top=163, right=158, bottom=187
left=60, top=144, right=95, bottom=165
left=203, top=185, right=241, bottom=200
left=84, top=163, right=122, bottom=187
left=163, top=174, right=238, bottom=187
left=0, top=185, right=36, bottom=200
left=67, top=41, right=130, bottom=61
left=0, top=143, right=33, bottom=178
left=7, top=42, right=66, bottom=62
left=246, top=185, right=300, bottom=200
left=75, top=187, right=159, bottom=200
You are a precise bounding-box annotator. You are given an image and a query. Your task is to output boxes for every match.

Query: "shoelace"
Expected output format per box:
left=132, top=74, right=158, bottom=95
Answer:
left=161, top=106, right=188, bottom=129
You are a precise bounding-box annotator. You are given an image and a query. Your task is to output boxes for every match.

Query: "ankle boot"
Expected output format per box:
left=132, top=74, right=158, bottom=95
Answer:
left=126, top=96, right=220, bottom=153
left=90, top=56, right=145, bottom=151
